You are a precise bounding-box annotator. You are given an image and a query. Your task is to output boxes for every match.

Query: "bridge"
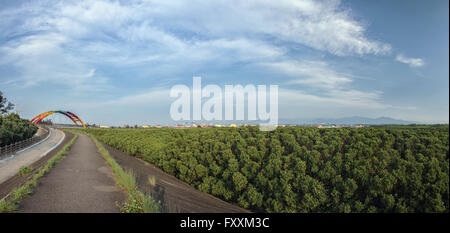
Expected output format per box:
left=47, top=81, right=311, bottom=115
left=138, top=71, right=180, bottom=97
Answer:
left=31, top=110, right=86, bottom=128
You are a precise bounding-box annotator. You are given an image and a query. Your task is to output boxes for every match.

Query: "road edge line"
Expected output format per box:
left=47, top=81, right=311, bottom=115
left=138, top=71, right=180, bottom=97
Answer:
left=42, top=129, right=66, bottom=156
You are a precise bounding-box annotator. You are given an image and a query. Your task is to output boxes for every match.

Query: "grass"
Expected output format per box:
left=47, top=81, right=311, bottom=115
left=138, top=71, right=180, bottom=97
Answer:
left=18, top=166, right=33, bottom=177
left=88, top=134, right=160, bottom=213
left=0, top=134, right=78, bottom=213
left=148, top=175, right=156, bottom=187
left=121, top=189, right=160, bottom=213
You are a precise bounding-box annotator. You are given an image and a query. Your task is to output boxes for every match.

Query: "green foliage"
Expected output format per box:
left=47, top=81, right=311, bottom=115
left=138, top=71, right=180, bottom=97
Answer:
left=120, top=190, right=161, bottom=213
left=18, top=166, right=33, bottom=177
left=9, top=185, right=33, bottom=203
left=0, top=91, right=14, bottom=114
left=148, top=176, right=156, bottom=186
left=80, top=126, right=449, bottom=213
left=0, top=113, right=38, bottom=147
left=232, top=172, right=248, bottom=192
left=0, top=199, right=16, bottom=212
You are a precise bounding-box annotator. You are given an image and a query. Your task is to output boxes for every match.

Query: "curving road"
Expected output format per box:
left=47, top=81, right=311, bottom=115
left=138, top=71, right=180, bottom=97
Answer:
left=0, top=127, right=65, bottom=185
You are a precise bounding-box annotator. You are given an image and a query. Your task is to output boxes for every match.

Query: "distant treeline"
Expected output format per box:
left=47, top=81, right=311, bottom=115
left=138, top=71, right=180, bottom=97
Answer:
left=0, top=113, right=38, bottom=147
left=83, top=126, right=449, bottom=213
left=371, top=124, right=449, bottom=129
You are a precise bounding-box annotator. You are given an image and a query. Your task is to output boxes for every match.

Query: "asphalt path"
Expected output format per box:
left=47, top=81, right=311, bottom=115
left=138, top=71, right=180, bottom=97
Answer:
left=19, top=134, right=126, bottom=213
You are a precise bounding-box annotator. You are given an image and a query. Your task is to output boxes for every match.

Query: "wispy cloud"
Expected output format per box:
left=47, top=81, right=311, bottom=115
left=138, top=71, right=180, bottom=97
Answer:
left=116, top=0, right=391, bottom=56
left=260, top=60, right=375, bottom=104
left=0, top=32, right=109, bottom=91
left=3, top=0, right=433, bottom=124
left=0, top=0, right=391, bottom=66
left=279, top=88, right=384, bottom=109
left=260, top=60, right=417, bottom=111
left=261, top=60, right=352, bottom=89
left=395, top=54, right=425, bottom=67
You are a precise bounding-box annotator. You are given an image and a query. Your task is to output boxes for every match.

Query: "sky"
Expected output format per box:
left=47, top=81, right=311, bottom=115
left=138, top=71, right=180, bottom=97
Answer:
left=0, top=0, right=448, bottom=126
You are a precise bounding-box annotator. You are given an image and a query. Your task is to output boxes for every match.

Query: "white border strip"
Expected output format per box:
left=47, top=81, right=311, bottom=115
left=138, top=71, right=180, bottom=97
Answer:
left=42, top=129, right=66, bottom=156
left=15, top=127, right=52, bottom=154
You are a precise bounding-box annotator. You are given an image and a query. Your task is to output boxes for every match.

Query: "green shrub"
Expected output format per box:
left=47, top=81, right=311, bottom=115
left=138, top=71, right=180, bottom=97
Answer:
left=0, top=113, right=37, bottom=147
left=18, top=166, right=33, bottom=177
left=80, top=126, right=449, bottom=213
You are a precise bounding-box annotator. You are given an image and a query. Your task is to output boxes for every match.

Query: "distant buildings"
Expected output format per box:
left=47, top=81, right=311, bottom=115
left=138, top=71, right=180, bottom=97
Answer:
left=313, top=123, right=366, bottom=128
left=92, top=123, right=366, bottom=129
left=175, top=124, right=185, bottom=128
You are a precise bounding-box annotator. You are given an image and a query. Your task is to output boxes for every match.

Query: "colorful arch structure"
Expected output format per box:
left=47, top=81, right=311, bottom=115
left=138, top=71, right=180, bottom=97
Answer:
left=31, top=110, right=86, bottom=128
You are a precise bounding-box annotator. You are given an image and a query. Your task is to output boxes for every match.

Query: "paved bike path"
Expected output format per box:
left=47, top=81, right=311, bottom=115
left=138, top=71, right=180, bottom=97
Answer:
left=19, top=134, right=126, bottom=213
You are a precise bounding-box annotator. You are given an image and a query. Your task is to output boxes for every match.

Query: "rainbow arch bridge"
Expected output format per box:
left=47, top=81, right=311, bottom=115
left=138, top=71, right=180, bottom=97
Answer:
left=31, top=110, right=86, bottom=128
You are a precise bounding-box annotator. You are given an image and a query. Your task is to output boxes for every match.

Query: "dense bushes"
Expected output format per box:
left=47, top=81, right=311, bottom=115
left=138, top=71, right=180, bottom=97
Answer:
left=84, top=126, right=449, bottom=213
left=0, top=113, right=38, bottom=147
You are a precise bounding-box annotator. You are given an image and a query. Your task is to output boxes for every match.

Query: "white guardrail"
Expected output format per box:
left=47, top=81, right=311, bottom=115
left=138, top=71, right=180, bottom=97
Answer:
left=0, top=126, right=50, bottom=160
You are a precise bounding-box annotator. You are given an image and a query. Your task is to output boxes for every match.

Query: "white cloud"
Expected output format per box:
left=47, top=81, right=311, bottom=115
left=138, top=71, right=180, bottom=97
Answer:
left=279, top=88, right=385, bottom=109
left=261, top=60, right=352, bottom=89
left=0, top=33, right=109, bottom=91
left=125, top=0, right=391, bottom=56
left=74, top=88, right=170, bottom=109
left=1, top=0, right=292, bottom=87
left=395, top=54, right=425, bottom=67
left=0, top=0, right=398, bottom=119
left=109, top=89, right=170, bottom=106
left=1, top=0, right=391, bottom=59
left=261, top=60, right=418, bottom=111
left=277, top=87, right=418, bottom=121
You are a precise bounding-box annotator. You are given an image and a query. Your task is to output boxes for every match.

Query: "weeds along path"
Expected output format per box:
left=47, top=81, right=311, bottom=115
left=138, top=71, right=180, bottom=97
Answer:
left=19, top=134, right=126, bottom=213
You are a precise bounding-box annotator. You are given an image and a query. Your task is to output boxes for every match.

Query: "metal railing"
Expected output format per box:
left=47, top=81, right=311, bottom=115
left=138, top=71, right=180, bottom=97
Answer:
left=0, top=126, right=50, bottom=160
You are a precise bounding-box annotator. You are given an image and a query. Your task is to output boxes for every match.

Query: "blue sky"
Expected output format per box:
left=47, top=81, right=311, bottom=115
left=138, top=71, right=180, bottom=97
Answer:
left=0, top=0, right=448, bottom=126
